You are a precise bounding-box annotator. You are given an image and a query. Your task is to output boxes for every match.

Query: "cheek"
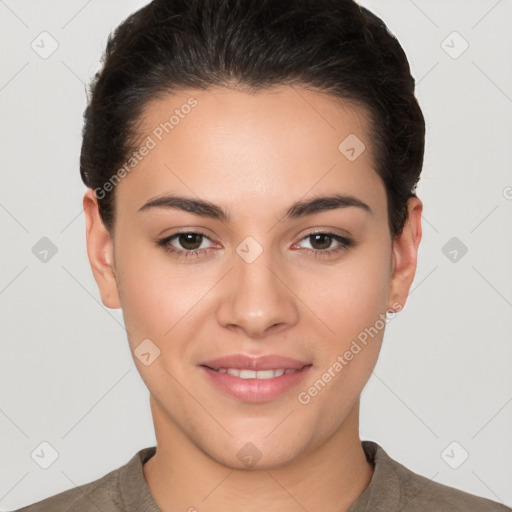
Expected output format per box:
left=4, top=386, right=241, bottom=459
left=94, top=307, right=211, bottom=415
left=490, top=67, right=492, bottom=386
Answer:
left=113, top=238, right=176, bottom=342
left=309, top=247, right=391, bottom=340
left=300, top=244, right=391, bottom=405
left=297, top=259, right=390, bottom=418
left=114, top=237, right=190, bottom=323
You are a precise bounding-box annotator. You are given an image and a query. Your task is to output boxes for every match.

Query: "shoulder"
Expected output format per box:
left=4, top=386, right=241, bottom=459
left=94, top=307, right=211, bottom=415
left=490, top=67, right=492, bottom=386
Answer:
left=12, top=468, right=121, bottom=512
left=11, top=447, right=157, bottom=512
left=362, top=441, right=511, bottom=512
left=392, top=456, right=511, bottom=511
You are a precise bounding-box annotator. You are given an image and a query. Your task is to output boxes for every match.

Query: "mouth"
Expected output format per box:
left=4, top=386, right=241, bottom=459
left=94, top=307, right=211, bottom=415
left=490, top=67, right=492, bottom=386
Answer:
left=198, top=361, right=313, bottom=403
left=202, top=365, right=310, bottom=379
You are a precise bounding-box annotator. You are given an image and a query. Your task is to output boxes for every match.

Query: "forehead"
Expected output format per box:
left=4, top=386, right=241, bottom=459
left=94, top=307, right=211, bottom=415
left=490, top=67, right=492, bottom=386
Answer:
left=115, top=85, right=386, bottom=222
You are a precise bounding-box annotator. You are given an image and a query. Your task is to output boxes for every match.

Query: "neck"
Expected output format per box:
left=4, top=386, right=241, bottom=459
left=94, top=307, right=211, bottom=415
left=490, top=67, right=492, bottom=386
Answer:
left=143, top=399, right=374, bottom=512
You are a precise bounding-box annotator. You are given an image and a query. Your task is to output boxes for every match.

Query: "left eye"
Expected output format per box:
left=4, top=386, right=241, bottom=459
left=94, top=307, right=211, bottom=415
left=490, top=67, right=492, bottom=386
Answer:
left=295, top=232, right=350, bottom=252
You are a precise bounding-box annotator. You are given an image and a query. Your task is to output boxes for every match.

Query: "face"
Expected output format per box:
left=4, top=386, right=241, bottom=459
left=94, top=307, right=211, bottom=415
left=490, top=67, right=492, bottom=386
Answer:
left=84, top=85, right=421, bottom=470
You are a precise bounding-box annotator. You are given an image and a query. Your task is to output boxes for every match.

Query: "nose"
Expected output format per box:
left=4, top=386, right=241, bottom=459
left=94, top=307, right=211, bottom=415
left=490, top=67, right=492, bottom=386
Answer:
left=216, top=242, right=299, bottom=338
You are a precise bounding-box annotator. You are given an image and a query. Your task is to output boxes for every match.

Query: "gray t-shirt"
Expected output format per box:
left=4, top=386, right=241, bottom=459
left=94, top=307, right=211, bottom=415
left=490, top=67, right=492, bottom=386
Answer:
left=12, top=440, right=511, bottom=511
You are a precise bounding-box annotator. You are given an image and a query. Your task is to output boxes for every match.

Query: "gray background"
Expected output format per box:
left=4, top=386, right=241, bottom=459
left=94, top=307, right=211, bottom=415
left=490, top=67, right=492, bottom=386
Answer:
left=1, top=0, right=511, bottom=509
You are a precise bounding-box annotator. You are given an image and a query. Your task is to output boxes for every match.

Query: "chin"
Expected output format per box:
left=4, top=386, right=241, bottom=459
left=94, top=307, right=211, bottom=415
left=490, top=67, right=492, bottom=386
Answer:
left=202, top=433, right=307, bottom=471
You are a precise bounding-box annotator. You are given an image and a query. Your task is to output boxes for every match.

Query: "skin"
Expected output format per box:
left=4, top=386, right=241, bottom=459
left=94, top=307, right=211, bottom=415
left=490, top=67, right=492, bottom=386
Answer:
left=83, top=85, right=422, bottom=512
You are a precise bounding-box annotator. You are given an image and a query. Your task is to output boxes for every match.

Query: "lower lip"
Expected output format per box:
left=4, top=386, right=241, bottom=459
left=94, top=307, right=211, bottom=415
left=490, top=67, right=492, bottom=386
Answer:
left=199, top=365, right=313, bottom=403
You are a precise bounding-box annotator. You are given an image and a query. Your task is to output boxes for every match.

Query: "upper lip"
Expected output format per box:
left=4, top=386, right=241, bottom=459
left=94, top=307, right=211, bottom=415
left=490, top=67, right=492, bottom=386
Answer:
left=198, top=354, right=312, bottom=371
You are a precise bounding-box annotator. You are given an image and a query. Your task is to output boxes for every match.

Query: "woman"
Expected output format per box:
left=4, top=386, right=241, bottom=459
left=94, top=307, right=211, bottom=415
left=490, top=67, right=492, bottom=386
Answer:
left=15, top=0, right=510, bottom=510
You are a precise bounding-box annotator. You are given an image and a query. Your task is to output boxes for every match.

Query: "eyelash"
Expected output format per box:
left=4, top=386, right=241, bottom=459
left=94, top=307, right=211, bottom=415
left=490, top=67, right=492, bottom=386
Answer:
left=157, top=230, right=352, bottom=260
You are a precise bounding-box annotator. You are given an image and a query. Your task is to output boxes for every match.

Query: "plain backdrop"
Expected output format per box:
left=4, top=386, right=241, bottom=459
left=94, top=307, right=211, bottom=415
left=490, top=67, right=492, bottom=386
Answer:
left=1, top=0, right=511, bottom=510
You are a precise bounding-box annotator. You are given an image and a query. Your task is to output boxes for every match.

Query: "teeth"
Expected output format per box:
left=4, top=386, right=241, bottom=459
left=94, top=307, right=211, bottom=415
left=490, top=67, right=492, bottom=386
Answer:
left=217, top=368, right=295, bottom=379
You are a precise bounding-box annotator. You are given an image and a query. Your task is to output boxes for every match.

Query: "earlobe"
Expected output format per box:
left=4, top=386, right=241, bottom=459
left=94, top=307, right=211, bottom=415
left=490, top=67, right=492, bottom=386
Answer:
left=387, top=196, right=423, bottom=312
left=83, top=189, right=121, bottom=309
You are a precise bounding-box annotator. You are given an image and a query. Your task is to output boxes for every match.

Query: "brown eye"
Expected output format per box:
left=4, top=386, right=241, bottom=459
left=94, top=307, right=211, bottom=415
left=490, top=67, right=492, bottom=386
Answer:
left=177, top=233, right=204, bottom=250
left=158, top=230, right=216, bottom=259
left=309, top=233, right=334, bottom=250
left=294, top=231, right=352, bottom=258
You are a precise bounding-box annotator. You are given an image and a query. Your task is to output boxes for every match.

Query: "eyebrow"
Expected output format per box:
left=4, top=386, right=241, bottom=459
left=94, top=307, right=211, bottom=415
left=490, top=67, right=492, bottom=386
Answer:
left=137, top=193, right=372, bottom=221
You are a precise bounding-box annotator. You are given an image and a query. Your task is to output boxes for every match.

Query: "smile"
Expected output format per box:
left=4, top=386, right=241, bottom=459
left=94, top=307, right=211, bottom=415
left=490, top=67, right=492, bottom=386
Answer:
left=209, top=367, right=301, bottom=379
left=200, top=364, right=313, bottom=402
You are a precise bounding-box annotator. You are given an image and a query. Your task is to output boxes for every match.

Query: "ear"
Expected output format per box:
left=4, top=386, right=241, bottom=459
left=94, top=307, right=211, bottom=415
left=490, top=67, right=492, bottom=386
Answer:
left=387, top=196, right=423, bottom=312
left=83, top=189, right=121, bottom=309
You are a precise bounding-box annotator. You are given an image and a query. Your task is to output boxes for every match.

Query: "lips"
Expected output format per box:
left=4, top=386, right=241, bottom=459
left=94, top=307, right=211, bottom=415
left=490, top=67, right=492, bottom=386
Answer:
left=199, top=364, right=313, bottom=403
left=198, top=353, right=311, bottom=371
left=197, top=354, right=313, bottom=402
